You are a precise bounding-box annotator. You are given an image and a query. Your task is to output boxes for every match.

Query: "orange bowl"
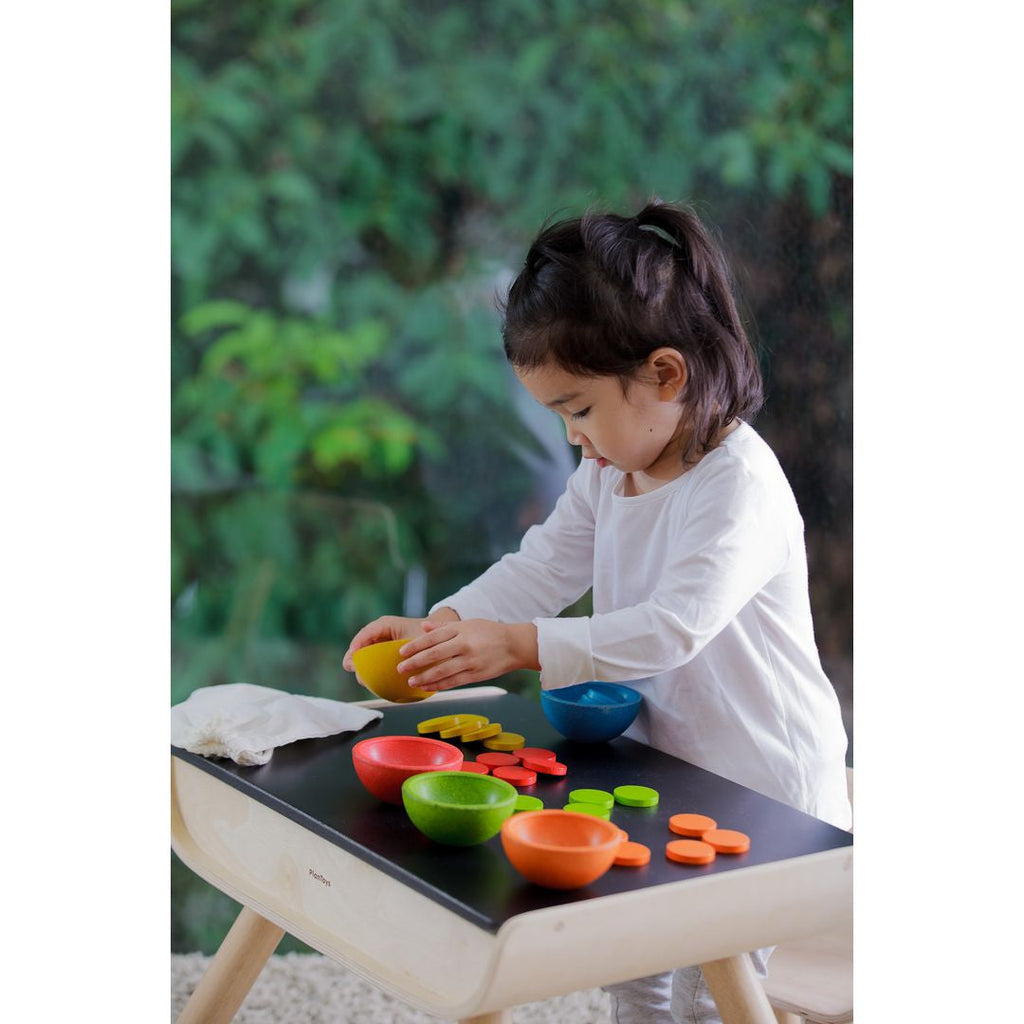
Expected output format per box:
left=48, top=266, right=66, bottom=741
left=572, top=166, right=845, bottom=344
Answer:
left=500, top=809, right=622, bottom=889
left=351, top=735, right=463, bottom=804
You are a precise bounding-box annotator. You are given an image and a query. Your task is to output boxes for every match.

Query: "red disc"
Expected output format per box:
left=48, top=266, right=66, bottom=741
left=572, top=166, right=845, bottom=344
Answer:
left=522, top=757, right=567, bottom=776
left=459, top=761, right=490, bottom=774
left=492, top=766, right=538, bottom=787
left=517, top=747, right=557, bottom=762
left=476, top=752, right=521, bottom=768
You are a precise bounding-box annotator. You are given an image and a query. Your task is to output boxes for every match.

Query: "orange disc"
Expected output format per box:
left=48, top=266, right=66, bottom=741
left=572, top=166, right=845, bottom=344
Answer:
left=493, top=765, right=538, bottom=787
left=669, top=813, right=718, bottom=837
left=702, top=828, right=750, bottom=854
left=666, top=839, right=716, bottom=865
left=614, top=841, right=651, bottom=867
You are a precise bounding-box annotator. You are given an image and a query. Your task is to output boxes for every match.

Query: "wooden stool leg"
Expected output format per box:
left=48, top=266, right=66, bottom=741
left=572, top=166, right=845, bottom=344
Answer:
left=700, top=955, right=778, bottom=1024
left=458, top=1012, right=512, bottom=1024
left=177, top=906, right=285, bottom=1024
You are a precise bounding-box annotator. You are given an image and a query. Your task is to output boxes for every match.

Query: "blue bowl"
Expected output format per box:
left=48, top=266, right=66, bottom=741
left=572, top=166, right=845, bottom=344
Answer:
left=540, top=682, right=643, bottom=743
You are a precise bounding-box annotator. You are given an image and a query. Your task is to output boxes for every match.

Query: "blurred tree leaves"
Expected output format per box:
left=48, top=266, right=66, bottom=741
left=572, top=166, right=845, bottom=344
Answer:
left=172, top=0, right=851, bottom=309
left=170, top=0, right=852, bottom=699
left=173, top=301, right=437, bottom=490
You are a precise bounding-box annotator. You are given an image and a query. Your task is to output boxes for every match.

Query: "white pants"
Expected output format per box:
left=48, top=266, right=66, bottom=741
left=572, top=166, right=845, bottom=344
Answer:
left=603, top=949, right=773, bottom=1024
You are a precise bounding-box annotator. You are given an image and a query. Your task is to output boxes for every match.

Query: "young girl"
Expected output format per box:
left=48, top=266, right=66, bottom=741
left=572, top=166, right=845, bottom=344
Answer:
left=343, top=200, right=851, bottom=1024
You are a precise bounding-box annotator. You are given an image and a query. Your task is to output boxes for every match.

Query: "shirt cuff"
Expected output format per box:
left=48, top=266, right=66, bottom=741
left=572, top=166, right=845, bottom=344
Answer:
left=535, top=617, right=595, bottom=689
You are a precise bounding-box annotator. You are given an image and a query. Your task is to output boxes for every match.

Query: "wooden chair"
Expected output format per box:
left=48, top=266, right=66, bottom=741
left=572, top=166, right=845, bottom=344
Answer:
left=762, top=769, right=853, bottom=1024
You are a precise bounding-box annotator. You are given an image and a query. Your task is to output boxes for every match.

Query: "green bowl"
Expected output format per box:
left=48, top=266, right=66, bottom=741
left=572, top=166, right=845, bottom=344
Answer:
left=401, top=770, right=518, bottom=846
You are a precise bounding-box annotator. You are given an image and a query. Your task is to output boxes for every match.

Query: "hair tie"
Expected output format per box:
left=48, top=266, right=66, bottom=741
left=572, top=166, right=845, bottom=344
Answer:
left=637, top=223, right=682, bottom=249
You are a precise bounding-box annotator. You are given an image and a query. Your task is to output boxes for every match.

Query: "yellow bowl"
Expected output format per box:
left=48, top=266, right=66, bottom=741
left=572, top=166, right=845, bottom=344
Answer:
left=351, top=639, right=432, bottom=704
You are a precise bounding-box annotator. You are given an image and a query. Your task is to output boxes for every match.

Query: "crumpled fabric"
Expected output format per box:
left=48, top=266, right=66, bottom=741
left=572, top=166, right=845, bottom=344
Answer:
left=171, top=683, right=382, bottom=766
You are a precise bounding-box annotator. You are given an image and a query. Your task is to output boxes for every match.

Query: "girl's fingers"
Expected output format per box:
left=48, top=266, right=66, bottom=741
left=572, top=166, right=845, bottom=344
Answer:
left=343, top=631, right=382, bottom=670
left=344, top=633, right=384, bottom=670
left=349, top=618, right=395, bottom=649
left=399, top=628, right=457, bottom=661
left=415, top=669, right=479, bottom=693
left=407, top=653, right=477, bottom=689
left=400, top=644, right=459, bottom=679
left=346, top=616, right=423, bottom=669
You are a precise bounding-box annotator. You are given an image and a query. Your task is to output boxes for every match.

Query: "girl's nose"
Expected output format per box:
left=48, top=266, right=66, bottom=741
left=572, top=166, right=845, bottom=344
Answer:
left=565, top=423, right=586, bottom=446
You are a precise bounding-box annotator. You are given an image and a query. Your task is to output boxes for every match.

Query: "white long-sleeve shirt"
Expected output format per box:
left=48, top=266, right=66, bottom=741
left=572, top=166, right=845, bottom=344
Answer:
left=433, top=422, right=851, bottom=829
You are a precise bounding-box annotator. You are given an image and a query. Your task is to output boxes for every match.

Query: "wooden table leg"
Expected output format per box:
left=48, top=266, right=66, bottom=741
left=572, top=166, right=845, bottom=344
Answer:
left=772, top=1010, right=803, bottom=1024
left=699, top=955, right=777, bottom=1024
left=177, top=905, right=285, bottom=1024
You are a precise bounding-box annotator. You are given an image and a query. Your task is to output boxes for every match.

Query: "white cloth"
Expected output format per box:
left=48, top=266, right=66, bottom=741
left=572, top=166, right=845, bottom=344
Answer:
left=433, top=422, right=851, bottom=829
left=170, top=683, right=382, bottom=765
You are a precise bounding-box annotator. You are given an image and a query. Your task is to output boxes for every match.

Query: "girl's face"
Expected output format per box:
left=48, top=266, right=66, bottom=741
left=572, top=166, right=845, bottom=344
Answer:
left=515, top=354, right=689, bottom=486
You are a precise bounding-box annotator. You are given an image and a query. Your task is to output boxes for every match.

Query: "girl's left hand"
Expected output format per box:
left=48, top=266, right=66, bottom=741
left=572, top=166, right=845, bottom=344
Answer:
left=397, top=619, right=539, bottom=693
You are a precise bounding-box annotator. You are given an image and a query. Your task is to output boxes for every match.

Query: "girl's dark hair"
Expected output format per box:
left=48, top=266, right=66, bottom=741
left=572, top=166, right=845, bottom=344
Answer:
left=500, top=200, right=763, bottom=465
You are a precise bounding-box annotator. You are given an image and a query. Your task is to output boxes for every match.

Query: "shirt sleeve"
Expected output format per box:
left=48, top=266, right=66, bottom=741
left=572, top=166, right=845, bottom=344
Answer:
left=429, top=461, right=597, bottom=623
left=536, top=451, right=794, bottom=688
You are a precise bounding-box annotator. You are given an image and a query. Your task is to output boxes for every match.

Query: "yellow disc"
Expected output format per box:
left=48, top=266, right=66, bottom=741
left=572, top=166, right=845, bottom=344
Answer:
left=417, top=715, right=460, bottom=735
left=483, top=732, right=526, bottom=751
left=439, top=716, right=491, bottom=738
left=459, top=722, right=503, bottom=742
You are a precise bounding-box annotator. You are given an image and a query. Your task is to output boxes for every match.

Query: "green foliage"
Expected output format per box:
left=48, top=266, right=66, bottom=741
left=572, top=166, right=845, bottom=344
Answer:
left=169, top=0, right=853, bottom=707
left=170, top=286, right=544, bottom=701
left=173, top=300, right=437, bottom=490
left=169, top=0, right=853, bottom=712
left=172, top=0, right=851, bottom=308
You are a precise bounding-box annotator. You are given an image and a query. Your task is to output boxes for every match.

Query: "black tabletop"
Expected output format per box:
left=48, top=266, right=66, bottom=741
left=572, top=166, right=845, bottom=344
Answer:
left=172, top=692, right=852, bottom=934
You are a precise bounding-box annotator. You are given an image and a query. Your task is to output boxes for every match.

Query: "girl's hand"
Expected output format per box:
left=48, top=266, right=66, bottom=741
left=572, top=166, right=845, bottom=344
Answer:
left=342, top=609, right=460, bottom=673
left=397, top=619, right=540, bottom=693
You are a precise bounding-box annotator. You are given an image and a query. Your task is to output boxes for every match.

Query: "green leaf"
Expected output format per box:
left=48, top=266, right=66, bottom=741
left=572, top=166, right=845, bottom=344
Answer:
left=820, top=139, right=853, bottom=176
left=265, top=169, right=320, bottom=206
left=255, top=416, right=308, bottom=486
left=180, top=300, right=252, bottom=336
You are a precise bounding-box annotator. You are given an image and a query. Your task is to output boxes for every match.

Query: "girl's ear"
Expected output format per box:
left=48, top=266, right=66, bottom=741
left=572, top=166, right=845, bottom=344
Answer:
left=647, top=347, right=688, bottom=401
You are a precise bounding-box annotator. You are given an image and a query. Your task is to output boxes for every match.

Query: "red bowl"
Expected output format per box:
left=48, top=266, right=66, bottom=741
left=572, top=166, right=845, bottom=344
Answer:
left=351, top=735, right=463, bottom=804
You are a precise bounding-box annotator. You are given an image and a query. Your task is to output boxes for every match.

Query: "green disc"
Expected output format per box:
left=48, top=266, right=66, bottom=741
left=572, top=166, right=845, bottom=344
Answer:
left=613, top=785, right=660, bottom=808
left=568, top=788, right=614, bottom=809
left=514, top=795, right=544, bottom=813
left=563, top=802, right=612, bottom=820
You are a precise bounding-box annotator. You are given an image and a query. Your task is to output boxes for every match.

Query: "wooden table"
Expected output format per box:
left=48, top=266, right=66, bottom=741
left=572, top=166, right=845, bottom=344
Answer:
left=172, top=688, right=852, bottom=1023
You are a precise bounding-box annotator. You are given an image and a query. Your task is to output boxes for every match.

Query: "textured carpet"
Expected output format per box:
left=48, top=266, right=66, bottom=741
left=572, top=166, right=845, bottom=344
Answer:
left=171, top=952, right=613, bottom=1023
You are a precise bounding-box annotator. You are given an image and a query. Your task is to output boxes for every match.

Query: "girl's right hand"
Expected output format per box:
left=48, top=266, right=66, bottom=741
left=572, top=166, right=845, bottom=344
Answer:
left=342, top=609, right=460, bottom=673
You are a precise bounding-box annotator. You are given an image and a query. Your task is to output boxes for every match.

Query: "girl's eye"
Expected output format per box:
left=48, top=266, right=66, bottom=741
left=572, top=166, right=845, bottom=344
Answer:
left=570, top=407, right=591, bottom=420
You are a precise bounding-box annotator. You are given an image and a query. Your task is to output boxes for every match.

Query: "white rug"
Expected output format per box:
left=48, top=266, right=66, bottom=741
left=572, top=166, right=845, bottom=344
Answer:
left=171, top=952, right=613, bottom=1023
